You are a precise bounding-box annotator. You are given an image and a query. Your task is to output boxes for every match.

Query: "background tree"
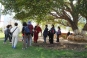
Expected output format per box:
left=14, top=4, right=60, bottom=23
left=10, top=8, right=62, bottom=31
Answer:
left=0, top=0, right=87, bottom=34
left=78, top=0, right=87, bottom=31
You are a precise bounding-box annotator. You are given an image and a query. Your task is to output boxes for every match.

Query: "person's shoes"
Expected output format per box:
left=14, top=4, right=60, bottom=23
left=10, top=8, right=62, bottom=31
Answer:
left=12, top=46, right=13, bottom=48
left=30, top=44, right=32, bottom=46
left=12, top=46, right=16, bottom=49
left=13, top=47, right=16, bottom=49
left=3, top=42, right=6, bottom=44
left=22, top=48, right=26, bottom=50
left=26, top=47, right=28, bottom=48
left=9, top=42, right=12, bottom=43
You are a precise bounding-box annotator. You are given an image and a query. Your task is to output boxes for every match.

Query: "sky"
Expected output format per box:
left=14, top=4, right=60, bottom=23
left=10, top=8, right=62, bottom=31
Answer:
left=0, top=3, right=11, bottom=28
left=0, top=14, right=22, bottom=31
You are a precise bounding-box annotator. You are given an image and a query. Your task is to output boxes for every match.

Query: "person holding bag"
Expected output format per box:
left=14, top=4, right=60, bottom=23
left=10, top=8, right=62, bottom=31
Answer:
left=10, top=23, right=20, bottom=49
left=49, top=24, right=56, bottom=44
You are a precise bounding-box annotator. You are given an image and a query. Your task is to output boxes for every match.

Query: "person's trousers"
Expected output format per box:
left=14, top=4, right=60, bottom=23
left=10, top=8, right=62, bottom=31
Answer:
left=12, top=35, right=18, bottom=48
left=29, top=34, right=32, bottom=46
left=43, top=36, right=47, bottom=43
left=49, top=34, right=54, bottom=44
left=4, top=34, right=11, bottom=42
left=56, top=35, right=59, bottom=42
left=23, top=34, right=30, bottom=48
left=34, top=33, right=38, bottom=43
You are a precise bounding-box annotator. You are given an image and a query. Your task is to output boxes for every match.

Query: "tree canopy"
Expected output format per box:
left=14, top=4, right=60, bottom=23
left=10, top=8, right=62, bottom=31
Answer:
left=0, top=0, right=87, bottom=32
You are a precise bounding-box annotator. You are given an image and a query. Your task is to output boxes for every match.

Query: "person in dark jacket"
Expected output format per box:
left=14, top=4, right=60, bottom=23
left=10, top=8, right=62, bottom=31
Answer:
left=22, top=22, right=30, bottom=49
left=4, top=25, right=11, bottom=44
left=49, top=24, right=56, bottom=44
left=43, top=25, right=48, bottom=43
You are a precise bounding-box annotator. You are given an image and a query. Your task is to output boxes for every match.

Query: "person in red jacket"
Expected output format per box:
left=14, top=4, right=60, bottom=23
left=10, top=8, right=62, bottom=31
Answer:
left=33, top=24, right=42, bottom=43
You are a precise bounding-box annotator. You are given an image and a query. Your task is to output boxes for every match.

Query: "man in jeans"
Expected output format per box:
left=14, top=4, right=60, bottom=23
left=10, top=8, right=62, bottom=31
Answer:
left=27, top=21, right=33, bottom=46
left=4, top=25, right=11, bottom=44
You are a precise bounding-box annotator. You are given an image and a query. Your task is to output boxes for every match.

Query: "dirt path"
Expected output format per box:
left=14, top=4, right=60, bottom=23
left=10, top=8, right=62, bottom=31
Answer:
left=1, top=36, right=87, bottom=51
left=32, top=36, right=87, bottom=51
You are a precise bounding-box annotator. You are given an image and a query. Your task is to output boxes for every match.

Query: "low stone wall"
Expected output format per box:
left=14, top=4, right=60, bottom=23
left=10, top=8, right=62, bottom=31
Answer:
left=53, top=33, right=67, bottom=39
left=67, top=35, right=87, bottom=42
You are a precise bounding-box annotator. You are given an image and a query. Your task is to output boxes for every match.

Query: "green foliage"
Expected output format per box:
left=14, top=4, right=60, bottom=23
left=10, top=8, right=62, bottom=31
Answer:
left=78, top=0, right=87, bottom=17
left=1, top=0, right=52, bottom=20
left=1, top=0, right=87, bottom=31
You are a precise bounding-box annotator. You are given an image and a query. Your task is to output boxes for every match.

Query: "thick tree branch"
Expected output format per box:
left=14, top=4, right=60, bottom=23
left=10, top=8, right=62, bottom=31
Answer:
left=52, top=8, right=62, bottom=16
left=50, top=12, right=65, bottom=19
left=69, top=0, right=74, bottom=12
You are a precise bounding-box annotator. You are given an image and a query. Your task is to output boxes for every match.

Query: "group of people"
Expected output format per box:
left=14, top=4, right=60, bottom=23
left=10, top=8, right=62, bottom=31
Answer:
left=3, top=21, right=62, bottom=49
left=4, top=23, right=20, bottom=49
left=21, top=21, right=42, bottom=49
left=43, top=24, right=61, bottom=44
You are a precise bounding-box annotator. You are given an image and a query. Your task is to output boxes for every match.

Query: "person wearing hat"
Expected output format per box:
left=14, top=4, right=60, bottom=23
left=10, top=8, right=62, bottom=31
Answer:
left=27, top=21, right=33, bottom=46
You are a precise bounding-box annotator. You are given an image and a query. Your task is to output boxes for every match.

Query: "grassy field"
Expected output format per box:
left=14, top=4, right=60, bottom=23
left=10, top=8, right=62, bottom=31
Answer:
left=0, top=32, right=87, bottom=58
left=0, top=32, right=22, bottom=39
left=0, top=40, right=87, bottom=58
left=0, top=32, right=4, bottom=39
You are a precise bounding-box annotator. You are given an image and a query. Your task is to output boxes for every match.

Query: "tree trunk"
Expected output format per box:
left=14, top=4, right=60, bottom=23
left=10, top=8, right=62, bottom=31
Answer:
left=70, top=22, right=78, bottom=31
left=67, top=18, right=78, bottom=31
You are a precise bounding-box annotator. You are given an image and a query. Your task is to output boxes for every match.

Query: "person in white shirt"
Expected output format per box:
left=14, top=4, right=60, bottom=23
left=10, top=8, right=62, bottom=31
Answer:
left=10, top=23, right=20, bottom=49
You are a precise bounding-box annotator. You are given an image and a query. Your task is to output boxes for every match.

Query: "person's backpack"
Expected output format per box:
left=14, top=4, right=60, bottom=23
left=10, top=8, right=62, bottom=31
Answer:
left=57, top=30, right=61, bottom=35
left=50, top=29, right=55, bottom=34
left=24, top=26, right=30, bottom=34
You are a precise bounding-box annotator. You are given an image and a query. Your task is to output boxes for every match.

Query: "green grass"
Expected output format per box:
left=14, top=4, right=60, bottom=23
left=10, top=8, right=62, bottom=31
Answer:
left=0, top=32, right=22, bottom=39
left=0, top=40, right=87, bottom=58
left=0, top=32, right=4, bottom=39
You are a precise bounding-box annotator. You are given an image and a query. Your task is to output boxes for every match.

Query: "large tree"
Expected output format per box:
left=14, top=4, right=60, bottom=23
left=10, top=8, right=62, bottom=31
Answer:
left=0, top=0, right=87, bottom=32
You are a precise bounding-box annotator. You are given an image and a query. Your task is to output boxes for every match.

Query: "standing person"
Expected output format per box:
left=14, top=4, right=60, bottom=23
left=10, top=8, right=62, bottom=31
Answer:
left=67, top=31, right=70, bottom=37
left=66, top=31, right=71, bottom=39
left=33, top=24, right=42, bottom=43
left=48, top=30, right=51, bottom=43
left=49, top=24, right=55, bottom=44
left=43, top=25, right=48, bottom=43
left=4, top=25, right=11, bottom=44
left=27, top=21, right=33, bottom=46
left=56, top=26, right=61, bottom=42
left=9, top=25, right=12, bottom=42
left=10, top=23, right=20, bottom=49
left=22, top=22, right=30, bottom=49
left=21, top=22, right=25, bottom=42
